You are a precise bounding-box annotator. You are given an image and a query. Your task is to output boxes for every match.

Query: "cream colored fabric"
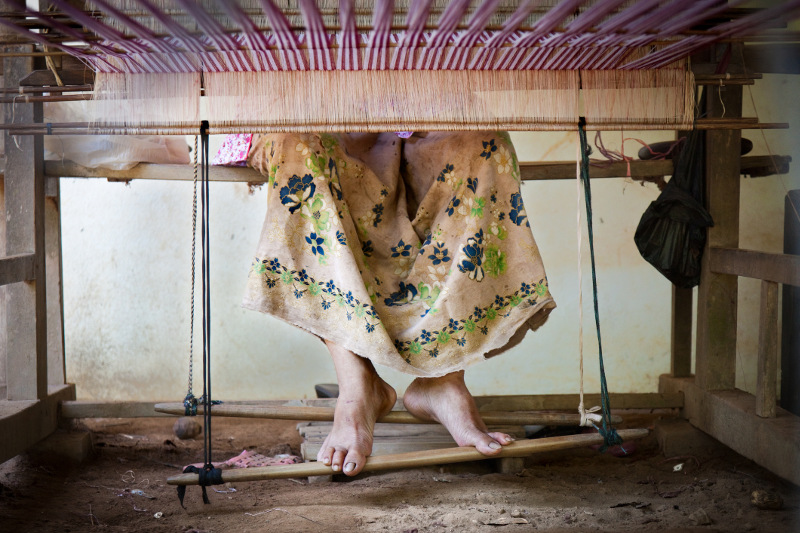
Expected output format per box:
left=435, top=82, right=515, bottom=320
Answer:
left=243, top=132, right=555, bottom=377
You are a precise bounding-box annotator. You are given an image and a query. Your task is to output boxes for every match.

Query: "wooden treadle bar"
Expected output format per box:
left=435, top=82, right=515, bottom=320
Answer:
left=167, top=429, right=649, bottom=485
left=153, top=402, right=622, bottom=426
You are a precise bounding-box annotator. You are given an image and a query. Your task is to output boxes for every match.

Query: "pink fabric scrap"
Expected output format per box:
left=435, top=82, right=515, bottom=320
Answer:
left=212, top=133, right=253, bottom=166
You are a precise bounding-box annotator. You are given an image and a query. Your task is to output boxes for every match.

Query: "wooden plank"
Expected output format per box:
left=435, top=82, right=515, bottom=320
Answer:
left=19, top=69, right=95, bottom=87
left=42, top=155, right=791, bottom=183
left=471, top=393, right=683, bottom=411
left=660, top=375, right=800, bottom=486
left=4, top=46, right=48, bottom=401
left=168, top=429, right=650, bottom=485
left=60, top=400, right=170, bottom=418
left=709, top=247, right=800, bottom=286
left=0, top=253, right=35, bottom=286
left=153, top=402, right=621, bottom=426
left=695, top=54, right=742, bottom=392
left=743, top=43, right=800, bottom=75
left=0, top=383, right=75, bottom=464
left=671, top=286, right=693, bottom=377
left=62, top=394, right=682, bottom=420
left=756, top=281, right=779, bottom=418
left=293, top=393, right=684, bottom=410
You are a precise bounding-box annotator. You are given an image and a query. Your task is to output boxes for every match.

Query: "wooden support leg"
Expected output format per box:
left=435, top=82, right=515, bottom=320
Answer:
left=756, top=281, right=779, bottom=418
left=3, top=46, right=48, bottom=401
left=45, top=181, right=66, bottom=386
left=695, top=53, right=742, bottom=392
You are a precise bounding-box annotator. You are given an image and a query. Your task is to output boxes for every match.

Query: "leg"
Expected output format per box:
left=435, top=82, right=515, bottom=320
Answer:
left=317, top=340, right=397, bottom=476
left=403, top=371, right=514, bottom=455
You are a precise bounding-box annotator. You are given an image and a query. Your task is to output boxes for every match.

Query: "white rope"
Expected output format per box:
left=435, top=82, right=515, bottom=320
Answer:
left=576, top=131, right=603, bottom=428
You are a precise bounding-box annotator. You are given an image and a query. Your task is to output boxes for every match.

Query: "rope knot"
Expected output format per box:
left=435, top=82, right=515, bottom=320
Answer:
left=177, top=463, right=224, bottom=508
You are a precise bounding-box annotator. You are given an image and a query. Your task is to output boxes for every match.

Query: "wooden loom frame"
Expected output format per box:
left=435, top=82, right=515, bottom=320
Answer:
left=2, top=1, right=800, bottom=485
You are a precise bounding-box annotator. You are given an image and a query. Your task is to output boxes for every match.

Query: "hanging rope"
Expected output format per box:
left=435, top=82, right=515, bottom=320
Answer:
left=184, top=134, right=199, bottom=416
left=178, top=121, right=224, bottom=508
left=578, top=117, right=624, bottom=452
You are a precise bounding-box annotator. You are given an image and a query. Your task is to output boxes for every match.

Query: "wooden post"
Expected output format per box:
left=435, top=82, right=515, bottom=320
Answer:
left=695, top=46, right=742, bottom=391
left=756, top=281, right=779, bottom=418
left=3, top=45, right=48, bottom=401
left=781, top=190, right=800, bottom=415
left=45, top=179, right=66, bottom=386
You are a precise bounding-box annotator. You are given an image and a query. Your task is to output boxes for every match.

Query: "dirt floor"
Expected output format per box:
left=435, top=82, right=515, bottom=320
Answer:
left=1, top=414, right=798, bottom=532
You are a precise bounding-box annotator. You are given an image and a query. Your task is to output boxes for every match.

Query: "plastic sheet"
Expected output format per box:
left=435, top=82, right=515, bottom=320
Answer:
left=43, top=101, right=189, bottom=170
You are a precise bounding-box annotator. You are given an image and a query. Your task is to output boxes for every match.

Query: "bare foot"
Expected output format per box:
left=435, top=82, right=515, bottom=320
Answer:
left=317, top=341, right=396, bottom=476
left=403, top=371, right=514, bottom=456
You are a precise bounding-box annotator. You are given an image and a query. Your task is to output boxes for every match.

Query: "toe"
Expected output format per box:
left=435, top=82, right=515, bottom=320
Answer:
left=342, top=450, right=367, bottom=476
left=471, top=432, right=504, bottom=456
left=331, top=449, right=347, bottom=472
left=319, top=446, right=334, bottom=466
left=488, top=432, right=515, bottom=445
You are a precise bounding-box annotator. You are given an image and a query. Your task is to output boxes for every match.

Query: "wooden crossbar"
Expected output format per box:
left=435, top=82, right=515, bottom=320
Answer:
left=709, top=247, right=800, bottom=286
left=166, top=428, right=649, bottom=485
left=0, top=254, right=36, bottom=286
left=153, top=402, right=622, bottom=426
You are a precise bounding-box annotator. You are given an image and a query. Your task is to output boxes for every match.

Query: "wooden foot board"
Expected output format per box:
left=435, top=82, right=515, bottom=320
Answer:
left=167, top=428, right=649, bottom=486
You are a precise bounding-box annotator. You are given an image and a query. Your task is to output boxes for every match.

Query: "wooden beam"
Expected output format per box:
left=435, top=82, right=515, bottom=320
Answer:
left=695, top=51, right=742, bottom=392
left=660, top=375, right=800, bottom=486
left=756, top=281, right=779, bottom=418
left=0, top=253, right=35, bottom=286
left=19, top=69, right=95, bottom=87
left=152, top=402, right=623, bottom=426
left=167, top=429, right=650, bottom=486
left=61, top=393, right=682, bottom=419
left=41, top=155, right=792, bottom=183
left=0, top=383, right=75, bottom=464
left=743, top=43, right=800, bottom=75
left=60, top=400, right=170, bottom=418
left=709, top=247, right=800, bottom=286
left=3, top=45, right=48, bottom=401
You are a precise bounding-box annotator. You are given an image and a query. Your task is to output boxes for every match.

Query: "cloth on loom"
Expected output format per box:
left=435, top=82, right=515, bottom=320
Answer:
left=213, top=134, right=253, bottom=166
left=243, top=132, right=556, bottom=377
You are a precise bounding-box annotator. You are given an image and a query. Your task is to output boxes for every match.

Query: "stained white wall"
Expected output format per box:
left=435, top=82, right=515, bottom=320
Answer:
left=60, top=74, right=799, bottom=401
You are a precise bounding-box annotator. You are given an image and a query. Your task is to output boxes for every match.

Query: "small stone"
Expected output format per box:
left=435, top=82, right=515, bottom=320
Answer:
left=689, top=508, right=712, bottom=526
left=751, top=490, right=783, bottom=510
left=511, top=509, right=522, bottom=518
left=498, top=508, right=506, bottom=514
left=173, top=417, right=202, bottom=440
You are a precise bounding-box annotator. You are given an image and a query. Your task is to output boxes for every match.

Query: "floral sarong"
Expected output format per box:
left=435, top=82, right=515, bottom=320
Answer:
left=243, top=132, right=555, bottom=377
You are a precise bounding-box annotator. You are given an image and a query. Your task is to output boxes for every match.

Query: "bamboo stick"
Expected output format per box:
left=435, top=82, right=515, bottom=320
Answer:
left=166, top=429, right=649, bottom=485
left=0, top=85, right=93, bottom=94
left=153, top=402, right=622, bottom=426
left=0, top=94, right=92, bottom=103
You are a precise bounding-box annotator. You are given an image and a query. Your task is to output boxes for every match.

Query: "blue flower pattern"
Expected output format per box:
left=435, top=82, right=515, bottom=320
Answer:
left=280, top=174, right=316, bottom=214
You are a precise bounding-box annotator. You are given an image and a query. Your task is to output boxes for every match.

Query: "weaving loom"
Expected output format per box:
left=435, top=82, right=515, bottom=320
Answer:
left=2, top=0, right=800, bottom=497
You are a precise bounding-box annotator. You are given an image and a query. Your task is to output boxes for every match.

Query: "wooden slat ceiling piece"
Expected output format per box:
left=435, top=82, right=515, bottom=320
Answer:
left=0, top=0, right=798, bottom=73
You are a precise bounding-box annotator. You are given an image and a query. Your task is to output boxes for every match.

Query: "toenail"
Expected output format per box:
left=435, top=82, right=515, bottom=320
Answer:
left=344, top=462, right=356, bottom=473
left=332, top=464, right=340, bottom=471
left=323, top=457, right=331, bottom=465
left=489, top=442, right=501, bottom=450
